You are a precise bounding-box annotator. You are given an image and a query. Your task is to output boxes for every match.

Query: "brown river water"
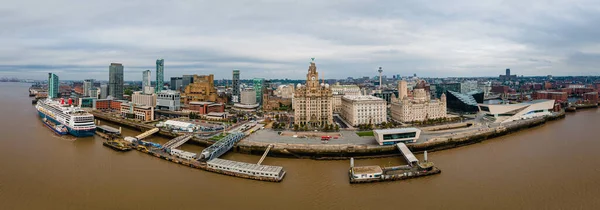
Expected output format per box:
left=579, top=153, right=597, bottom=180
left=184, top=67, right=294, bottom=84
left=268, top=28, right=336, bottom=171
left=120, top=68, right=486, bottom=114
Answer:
left=1, top=82, right=600, bottom=209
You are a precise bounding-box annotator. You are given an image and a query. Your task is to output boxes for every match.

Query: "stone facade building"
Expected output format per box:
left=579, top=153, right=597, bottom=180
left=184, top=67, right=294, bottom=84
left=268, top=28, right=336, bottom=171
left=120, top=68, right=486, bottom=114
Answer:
left=390, top=88, right=447, bottom=122
left=340, top=95, right=387, bottom=126
left=181, top=74, right=226, bottom=104
left=293, top=59, right=333, bottom=127
left=331, top=84, right=361, bottom=113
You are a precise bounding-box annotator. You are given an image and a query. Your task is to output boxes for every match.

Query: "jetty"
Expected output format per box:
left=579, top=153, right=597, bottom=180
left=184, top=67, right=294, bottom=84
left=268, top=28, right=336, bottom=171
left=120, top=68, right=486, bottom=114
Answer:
left=349, top=143, right=441, bottom=184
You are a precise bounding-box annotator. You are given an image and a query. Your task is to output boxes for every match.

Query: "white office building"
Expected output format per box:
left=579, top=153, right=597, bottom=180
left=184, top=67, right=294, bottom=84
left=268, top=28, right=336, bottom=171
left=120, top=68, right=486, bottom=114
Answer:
left=157, top=90, right=181, bottom=111
left=340, top=95, right=387, bottom=126
left=132, top=91, right=157, bottom=107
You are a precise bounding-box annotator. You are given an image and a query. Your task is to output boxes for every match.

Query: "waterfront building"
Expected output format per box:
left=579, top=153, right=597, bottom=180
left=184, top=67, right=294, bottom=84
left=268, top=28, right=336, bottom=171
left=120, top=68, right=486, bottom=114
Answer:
left=373, top=128, right=421, bottom=145
left=48, top=73, right=59, bottom=99
left=83, top=79, right=94, bottom=97
left=155, top=59, right=164, bottom=93
left=478, top=99, right=554, bottom=123
left=181, top=74, right=225, bottom=104
left=445, top=90, right=484, bottom=114
left=120, top=102, right=154, bottom=122
left=79, top=97, right=96, bottom=109
left=188, top=101, right=225, bottom=114
left=253, top=78, right=265, bottom=105
left=156, top=90, right=181, bottom=111
left=142, top=70, right=151, bottom=94
left=132, top=91, right=157, bottom=107
left=340, top=95, right=387, bottom=126
left=232, top=70, right=240, bottom=103
left=390, top=88, right=447, bottom=123
left=533, top=91, right=568, bottom=102
left=100, top=84, right=108, bottom=99
left=108, top=63, right=124, bottom=100
left=583, top=92, right=599, bottom=104
left=293, top=59, right=333, bottom=127
left=95, top=99, right=123, bottom=111
left=331, top=84, right=360, bottom=113
left=170, top=77, right=183, bottom=91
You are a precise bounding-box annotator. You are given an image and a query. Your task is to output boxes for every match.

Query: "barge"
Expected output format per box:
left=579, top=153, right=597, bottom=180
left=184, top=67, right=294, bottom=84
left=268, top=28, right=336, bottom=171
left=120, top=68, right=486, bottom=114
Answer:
left=103, top=140, right=132, bottom=152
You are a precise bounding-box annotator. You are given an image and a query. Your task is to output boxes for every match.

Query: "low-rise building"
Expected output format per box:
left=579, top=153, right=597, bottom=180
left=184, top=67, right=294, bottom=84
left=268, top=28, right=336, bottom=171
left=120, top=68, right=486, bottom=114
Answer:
left=188, top=101, right=225, bottom=114
left=340, top=95, right=387, bottom=126
left=95, top=99, right=124, bottom=111
left=157, top=90, right=181, bottom=111
left=373, top=128, right=422, bottom=145
left=120, top=102, right=155, bottom=122
left=478, top=99, right=554, bottom=123
left=533, top=91, right=568, bottom=102
left=132, top=91, right=157, bottom=107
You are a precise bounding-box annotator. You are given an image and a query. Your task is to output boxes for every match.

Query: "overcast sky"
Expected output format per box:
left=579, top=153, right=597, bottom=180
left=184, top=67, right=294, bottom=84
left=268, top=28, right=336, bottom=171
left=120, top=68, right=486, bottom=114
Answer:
left=2, top=0, right=600, bottom=81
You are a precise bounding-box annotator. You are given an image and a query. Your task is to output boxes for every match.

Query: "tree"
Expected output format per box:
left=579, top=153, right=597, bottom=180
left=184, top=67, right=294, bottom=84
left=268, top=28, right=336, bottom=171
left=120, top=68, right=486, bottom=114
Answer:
left=335, top=124, right=339, bottom=131
left=294, top=124, right=299, bottom=131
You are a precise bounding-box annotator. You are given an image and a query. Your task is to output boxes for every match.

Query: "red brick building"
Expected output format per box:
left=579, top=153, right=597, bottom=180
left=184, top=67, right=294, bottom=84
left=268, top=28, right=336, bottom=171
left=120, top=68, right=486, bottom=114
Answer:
left=95, top=99, right=123, bottom=111
left=188, top=101, right=224, bottom=114
left=583, top=92, right=599, bottom=104
left=533, top=91, right=568, bottom=102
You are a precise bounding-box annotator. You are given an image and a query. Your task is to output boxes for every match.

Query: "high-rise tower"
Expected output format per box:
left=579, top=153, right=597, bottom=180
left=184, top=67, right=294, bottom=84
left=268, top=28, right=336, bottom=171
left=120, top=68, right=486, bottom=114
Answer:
left=155, top=59, right=164, bottom=93
left=108, top=63, right=124, bottom=99
left=48, top=73, right=59, bottom=99
left=232, top=70, right=240, bottom=103
left=142, top=70, right=151, bottom=93
left=378, top=67, right=383, bottom=90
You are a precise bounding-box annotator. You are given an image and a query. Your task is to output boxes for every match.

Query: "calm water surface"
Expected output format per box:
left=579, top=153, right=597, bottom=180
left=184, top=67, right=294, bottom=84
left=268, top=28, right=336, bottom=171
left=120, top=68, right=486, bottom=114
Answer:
left=1, top=82, right=600, bottom=209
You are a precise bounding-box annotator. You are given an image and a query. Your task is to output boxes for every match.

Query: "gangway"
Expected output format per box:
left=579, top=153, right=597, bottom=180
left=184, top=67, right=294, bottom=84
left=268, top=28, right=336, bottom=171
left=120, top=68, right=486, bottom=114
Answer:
left=135, top=128, right=159, bottom=140
left=396, top=143, right=419, bottom=167
left=197, top=132, right=245, bottom=161
left=163, top=134, right=193, bottom=150
left=257, top=144, right=273, bottom=165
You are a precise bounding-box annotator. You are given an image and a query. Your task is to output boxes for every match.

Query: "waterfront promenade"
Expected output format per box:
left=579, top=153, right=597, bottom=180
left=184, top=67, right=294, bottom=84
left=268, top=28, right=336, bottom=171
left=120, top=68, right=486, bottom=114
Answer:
left=90, top=109, right=566, bottom=159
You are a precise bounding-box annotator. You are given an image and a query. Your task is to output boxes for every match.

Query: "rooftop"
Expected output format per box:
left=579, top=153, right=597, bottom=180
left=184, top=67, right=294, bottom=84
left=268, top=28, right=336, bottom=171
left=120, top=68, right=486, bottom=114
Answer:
left=342, top=95, right=385, bottom=101
left=208, top=158, right=283, bottom=174
left=373, top=128, right=421, bottom=134
left=352, top=166, right=383, bottom=175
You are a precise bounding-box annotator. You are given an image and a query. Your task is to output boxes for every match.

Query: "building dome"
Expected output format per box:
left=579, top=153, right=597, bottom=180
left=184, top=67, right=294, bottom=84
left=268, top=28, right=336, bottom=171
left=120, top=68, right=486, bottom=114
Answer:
left=325, top=84, right=330, bottom=88
left=297, top=83, right=302, bottom=88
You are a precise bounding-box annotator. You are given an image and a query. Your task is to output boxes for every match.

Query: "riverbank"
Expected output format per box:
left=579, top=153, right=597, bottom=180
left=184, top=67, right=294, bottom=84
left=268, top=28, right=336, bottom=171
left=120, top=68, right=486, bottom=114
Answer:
left=91, top=110, right=566, bottom=159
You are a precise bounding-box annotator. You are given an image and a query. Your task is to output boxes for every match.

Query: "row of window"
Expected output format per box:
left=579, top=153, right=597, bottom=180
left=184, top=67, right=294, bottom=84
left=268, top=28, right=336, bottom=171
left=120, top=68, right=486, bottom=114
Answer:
left=211, top=165, right=279, bottom=178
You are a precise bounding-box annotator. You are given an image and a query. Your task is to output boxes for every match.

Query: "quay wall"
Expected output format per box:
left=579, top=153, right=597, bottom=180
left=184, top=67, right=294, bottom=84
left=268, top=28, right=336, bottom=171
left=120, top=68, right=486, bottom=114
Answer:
left=235, top=112, right=566, bottom=159
left=93, top=111, right=566, bottom=159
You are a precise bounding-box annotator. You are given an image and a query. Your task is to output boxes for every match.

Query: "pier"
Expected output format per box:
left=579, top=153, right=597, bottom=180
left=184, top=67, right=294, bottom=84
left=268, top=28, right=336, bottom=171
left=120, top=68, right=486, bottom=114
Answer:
left=162, top=134, right=193, bottom=150
left=135, top=128, right=159, bottom=140
left=257, top=144, right=273, bottom=165
left=198, top=132, right=245, bottom=161
left=349, top=143, right=441, bottom=184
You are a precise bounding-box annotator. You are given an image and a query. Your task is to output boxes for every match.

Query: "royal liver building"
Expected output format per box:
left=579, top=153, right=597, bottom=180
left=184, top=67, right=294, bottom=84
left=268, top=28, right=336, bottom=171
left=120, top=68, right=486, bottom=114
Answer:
left=293, top=59, right=333, bottom=127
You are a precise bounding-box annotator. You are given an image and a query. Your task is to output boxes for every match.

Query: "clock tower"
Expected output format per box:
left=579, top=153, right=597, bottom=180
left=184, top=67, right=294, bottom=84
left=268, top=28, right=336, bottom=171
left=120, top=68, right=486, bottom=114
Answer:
left=307, top=58, right=319, bottom=88
left=294, top=58, right=334, bottom=128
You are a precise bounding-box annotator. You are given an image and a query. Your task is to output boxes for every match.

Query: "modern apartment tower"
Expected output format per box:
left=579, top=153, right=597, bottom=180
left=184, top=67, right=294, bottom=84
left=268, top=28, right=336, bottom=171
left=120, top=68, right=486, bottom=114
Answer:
left=253, top=78, right=265, bottom=105
left=232, top=70, right=240, bottom=103
left=108, top=63, right=124, bottom=99
left=170, top=77, right=183, bottom=91
left=142, top=70, right=151, bottom=93
left=83, top=79, right=94, bottom=97
left=48, top=73, right=59, bottom=99
left=155, top=59, right=164, bottom=93
left=100, top=84, right=108, bottom=99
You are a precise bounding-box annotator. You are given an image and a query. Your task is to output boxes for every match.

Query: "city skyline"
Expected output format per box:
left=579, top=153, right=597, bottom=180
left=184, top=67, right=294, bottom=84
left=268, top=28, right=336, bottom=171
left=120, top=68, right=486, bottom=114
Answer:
left=2, top=0, right=600, bottom=80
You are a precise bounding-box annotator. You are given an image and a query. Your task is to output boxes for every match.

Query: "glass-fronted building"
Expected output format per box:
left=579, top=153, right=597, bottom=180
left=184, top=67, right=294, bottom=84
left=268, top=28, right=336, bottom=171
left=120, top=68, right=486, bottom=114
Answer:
left=108, top=63, right=124, bottom=99
left=155, top=59, right=164, bottom=93
left=253, top=78, right=264, bottom=105
left=48, top=73, right=59, bottom=99
left=445, top=90, right=484, bottom=113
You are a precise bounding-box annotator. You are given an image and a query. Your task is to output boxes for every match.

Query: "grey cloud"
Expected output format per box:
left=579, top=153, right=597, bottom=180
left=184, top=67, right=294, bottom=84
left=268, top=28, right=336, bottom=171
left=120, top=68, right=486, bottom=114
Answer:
left=1, top=0, right=600, bottom=80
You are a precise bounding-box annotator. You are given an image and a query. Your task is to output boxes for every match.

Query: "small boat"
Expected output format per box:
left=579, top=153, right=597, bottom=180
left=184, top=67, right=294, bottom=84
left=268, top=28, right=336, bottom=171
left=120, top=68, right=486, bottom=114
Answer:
left=103, top=141, right=132, bottom=152
left=42, top=117, right=68, bottom=135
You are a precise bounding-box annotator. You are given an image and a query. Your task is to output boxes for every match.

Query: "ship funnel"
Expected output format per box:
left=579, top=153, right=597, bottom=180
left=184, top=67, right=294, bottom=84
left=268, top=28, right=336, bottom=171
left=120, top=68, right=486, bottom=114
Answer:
left=350, top=157, right=354, bottom=168
left=424, top=151, right=428, bottom=162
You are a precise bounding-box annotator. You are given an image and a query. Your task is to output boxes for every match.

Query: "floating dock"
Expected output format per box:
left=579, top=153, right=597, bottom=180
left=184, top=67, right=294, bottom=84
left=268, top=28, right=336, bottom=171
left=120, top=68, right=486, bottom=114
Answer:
left=349, top=143, right=441, bottom=184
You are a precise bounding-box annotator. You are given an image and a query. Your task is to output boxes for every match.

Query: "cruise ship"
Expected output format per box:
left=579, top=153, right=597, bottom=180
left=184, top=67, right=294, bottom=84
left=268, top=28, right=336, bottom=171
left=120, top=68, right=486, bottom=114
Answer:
left=36, top=98, right=96, bottom=137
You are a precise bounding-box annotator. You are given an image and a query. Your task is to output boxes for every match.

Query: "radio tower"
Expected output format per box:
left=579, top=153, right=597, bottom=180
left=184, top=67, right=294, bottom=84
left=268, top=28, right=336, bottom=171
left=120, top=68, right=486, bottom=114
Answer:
left=378, top=67, right=383, bottom=90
